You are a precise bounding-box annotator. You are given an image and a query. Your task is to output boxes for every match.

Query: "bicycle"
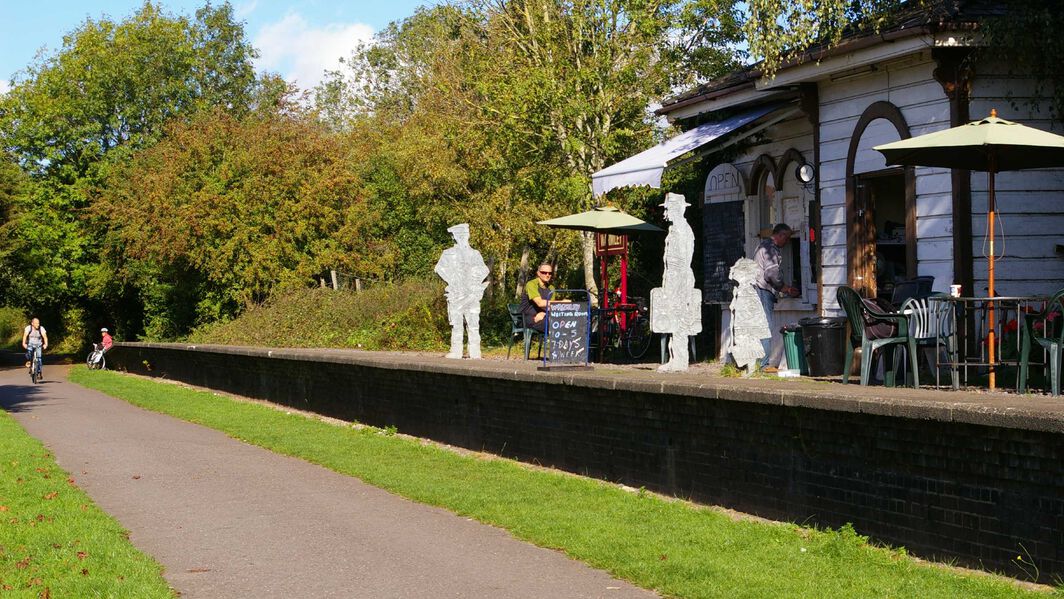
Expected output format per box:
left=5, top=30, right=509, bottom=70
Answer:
left=590, top=296, right=654, bottom=361
left=28, top=345, right=43, bottom=384
left=87, top=343, right=106, bottom=370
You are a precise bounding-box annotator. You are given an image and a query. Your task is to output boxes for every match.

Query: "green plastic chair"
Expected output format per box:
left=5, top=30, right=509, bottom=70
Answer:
left=837, top=286, right=920, bottom=387
left=506, top=303, right=542, bottom=360
left=1018, top=290, right=1064, bottom=395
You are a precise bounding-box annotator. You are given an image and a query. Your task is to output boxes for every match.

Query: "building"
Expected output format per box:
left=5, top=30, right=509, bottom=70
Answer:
left=593, top=1, right=1063, bottom=366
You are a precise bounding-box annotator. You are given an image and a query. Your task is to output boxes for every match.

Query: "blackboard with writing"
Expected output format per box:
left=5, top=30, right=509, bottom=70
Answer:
left=703, top=200, right=745, bottom=304
left=542, top=292, right=591, bottom=368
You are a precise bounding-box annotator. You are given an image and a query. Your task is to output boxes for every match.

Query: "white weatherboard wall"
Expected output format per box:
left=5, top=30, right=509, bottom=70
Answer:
left=817, top=52, right=953, bottom=313
left=969, top=61, right=1064, bottom=298
left=712, top=112, right=817, bottom=366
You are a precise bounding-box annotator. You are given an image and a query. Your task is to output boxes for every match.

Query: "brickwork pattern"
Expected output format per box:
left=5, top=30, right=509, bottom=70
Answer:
left=108, top=344, right=1064, bottom=580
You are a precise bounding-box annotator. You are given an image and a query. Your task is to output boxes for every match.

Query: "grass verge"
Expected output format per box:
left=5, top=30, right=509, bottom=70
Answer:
left=69, top=368, right=1055, bottom=599
left=0, top=409, right=173, bottom=598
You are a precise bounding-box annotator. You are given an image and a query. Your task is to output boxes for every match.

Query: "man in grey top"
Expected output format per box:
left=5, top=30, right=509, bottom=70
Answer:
left=753, top=223, right=799, bottom=370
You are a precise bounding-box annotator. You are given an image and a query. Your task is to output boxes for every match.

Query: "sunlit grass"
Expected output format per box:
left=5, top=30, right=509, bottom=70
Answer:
left=69, top=368, right=1058, bottom=599
left=0, top=409, right=173, bottom=598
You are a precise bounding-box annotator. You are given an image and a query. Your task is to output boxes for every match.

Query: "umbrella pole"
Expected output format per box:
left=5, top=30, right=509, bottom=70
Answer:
left=988, top=168, right=997, bottom=391
left=620, top=250, right=629, bottom=332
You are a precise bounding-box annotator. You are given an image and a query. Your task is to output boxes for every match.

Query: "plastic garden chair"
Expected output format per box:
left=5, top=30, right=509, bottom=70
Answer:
left=900, top=294, right=958, bottom=389
left=1018, top=289, right=1064, bottom=395
left=837, top=286, right=920, bottom=387
left=506, top=303, right=542, bottom=360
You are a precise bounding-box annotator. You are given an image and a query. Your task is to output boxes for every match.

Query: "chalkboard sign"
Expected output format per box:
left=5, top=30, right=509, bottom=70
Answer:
left=703, top=200, right=745, bottom=304
left=541, top=290, right=591, bottom=369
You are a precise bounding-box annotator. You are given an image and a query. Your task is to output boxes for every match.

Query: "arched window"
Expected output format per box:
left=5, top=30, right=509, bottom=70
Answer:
left=759, top=170, right=776, bottom=234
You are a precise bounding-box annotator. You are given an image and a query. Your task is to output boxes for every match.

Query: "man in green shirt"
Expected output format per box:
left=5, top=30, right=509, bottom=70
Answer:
left=520, top=263, right=555, bottom=332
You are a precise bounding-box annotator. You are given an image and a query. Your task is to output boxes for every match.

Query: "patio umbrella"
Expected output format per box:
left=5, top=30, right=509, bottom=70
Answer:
left=538, top=206, right=662, bottom=309
left=537, top=205, right=663, bottom=233
left=875, top=109, right=1064, bottom=389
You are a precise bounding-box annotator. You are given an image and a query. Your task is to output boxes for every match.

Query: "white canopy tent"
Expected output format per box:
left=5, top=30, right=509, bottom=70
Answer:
left=591, top=102, right=797, bottom=197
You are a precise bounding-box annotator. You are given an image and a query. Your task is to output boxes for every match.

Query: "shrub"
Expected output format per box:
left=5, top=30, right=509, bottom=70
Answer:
left=189, top=279, right=456, bottom=351
left=0, top=306, right=26, bottom=349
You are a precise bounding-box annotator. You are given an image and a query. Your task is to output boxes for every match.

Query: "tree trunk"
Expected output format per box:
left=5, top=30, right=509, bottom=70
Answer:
left=582, top=232, right=599, bottom=307
left=515, top=244, right=531, bottom=299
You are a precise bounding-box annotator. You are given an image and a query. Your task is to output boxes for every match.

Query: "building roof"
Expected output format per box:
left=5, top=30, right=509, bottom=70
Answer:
left=659, top=0, right=1004, bottom=115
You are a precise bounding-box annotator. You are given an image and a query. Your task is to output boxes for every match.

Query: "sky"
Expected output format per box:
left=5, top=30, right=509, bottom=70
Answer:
left=0, top=0, right=438, bottom=94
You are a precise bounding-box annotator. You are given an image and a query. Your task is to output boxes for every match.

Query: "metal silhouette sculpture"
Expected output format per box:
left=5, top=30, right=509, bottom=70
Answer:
left=435, top=223, right=490, bottom=359
left=727, top=257, right=771, bottom=374
left=651, top=193, right=701, bottom=372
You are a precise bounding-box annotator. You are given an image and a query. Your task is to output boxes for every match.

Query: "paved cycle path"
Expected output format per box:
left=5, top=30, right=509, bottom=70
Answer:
left=0, top=366, right=657, bottom=599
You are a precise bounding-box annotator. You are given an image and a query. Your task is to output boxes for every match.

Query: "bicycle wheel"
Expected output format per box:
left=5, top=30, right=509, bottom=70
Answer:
left=86, top=353, right=95, bottom=369
left=625, top=316, right=653, bottom=360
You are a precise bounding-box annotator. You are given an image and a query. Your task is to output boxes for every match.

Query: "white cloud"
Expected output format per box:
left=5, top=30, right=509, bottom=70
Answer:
left=235, top=1, right=259, bottom=20
left=253, top=12, right=374, bottom=91
left=0, top=80, right=9, bottom=96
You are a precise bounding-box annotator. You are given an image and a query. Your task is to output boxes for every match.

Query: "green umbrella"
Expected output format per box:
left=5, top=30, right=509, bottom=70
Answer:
left=537, top=206, right=663, bottom=233
left=875, top=111, right=1064, bottom=170
left=875, top=110, right=1064, bottom=389
left=538, top=206, right=661, bottom=316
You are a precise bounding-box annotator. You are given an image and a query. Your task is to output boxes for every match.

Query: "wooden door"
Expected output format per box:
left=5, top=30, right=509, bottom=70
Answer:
left=850, top=178, right=877, bottom=297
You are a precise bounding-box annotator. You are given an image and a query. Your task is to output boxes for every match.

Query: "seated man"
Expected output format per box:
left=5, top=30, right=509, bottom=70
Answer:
left=100, top=328, right=113, bottom=352
left=520, top=263, right=555, bottom=332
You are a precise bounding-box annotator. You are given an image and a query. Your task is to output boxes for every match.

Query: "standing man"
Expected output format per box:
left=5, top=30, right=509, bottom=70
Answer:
left=22, top=317, right=48, bottom=378
left=435, top=223, right=490, bottom=359
left=754, top=223, right=800, bottom=371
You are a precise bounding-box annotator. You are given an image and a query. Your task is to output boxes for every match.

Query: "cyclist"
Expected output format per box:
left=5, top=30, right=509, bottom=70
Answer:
left=22, top=317, right=49, bottom=379
left=100, top=327, right=113, bottom=352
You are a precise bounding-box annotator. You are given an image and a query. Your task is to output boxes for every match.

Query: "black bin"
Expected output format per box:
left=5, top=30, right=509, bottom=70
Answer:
left=798, top=316, right=848, bottom=376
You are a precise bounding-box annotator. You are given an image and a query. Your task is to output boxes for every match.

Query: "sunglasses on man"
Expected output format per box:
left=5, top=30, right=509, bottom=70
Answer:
left=538, top=270, right=553, bottom=275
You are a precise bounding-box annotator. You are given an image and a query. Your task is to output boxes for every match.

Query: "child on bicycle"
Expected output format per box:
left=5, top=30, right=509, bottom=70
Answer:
left=22, top=317, right=49, bottom=377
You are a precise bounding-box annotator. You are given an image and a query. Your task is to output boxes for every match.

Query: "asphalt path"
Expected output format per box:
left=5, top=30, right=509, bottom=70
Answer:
left=0, top=365, right=658, bottom=599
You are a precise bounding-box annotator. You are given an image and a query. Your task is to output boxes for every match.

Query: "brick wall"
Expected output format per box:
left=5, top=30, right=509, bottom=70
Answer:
left=108, top=343, right=1064, bottom=581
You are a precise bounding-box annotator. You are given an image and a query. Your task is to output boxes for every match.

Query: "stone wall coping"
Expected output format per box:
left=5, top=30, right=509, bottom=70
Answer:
left=120, top=342, right=1064, bottom=433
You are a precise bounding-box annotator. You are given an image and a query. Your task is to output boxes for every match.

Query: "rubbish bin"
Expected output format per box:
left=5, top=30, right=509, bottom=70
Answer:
left=780, top=323, right=807, bottom=375
left=799, top=316, right=848, bottom=376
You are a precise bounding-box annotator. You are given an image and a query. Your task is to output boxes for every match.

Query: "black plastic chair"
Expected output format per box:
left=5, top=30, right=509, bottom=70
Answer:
left=506, top=303, right=542, bottom=360
left=891, top=276, right=935, bottom=308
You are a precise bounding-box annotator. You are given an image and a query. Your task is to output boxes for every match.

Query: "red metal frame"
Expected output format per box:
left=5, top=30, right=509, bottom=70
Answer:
left=595, top=232, right=632, bottom=331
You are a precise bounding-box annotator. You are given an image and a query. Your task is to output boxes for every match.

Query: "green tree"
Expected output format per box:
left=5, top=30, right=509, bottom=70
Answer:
left=2, top=1, right=257, bottom=178
left=0, top=1, right=260, bottom=323
left=319, top=0, right=741, bottom=299
left=97, top=108, right=380, bottom=338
